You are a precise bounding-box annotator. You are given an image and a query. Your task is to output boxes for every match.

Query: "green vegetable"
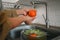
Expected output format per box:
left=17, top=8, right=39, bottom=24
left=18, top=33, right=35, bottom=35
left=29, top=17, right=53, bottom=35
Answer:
left=24, top=29, right=45, bottom=36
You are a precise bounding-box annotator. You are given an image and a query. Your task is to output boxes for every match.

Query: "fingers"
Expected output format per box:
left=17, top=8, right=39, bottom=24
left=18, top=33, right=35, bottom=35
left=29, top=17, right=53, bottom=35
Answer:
left=16, top=8, right=36, bottom=16
left=25, top=15, right=36, bottom=22
left=16, top=9, right=27, bottom=16
left=16, top=9, right=36, bottom=23
left=24, top=17, right=36, bottom=25
left=31, top=17, right=36, bottom=21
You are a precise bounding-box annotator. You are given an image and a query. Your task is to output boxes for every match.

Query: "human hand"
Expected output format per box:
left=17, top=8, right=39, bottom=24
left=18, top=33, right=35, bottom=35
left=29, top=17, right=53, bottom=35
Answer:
left=16, top=8, right=36, bottom=22
left=24, top=15, right=36, bottom=24
left=7, top=8, right=36, bottom=29
left=23, top=8, right=36, bottom=24
left=16, top=9, right=27, bottom=16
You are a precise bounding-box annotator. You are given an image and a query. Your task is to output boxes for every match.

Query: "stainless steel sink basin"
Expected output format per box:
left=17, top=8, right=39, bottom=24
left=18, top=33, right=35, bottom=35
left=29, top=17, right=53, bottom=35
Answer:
left=52, top=36, right=60, bottom=40
left=6, top=24, right=36, bottom=40
left=6, top=24, right=60, bottom=40
left=34, top=25, right=60, bottom=40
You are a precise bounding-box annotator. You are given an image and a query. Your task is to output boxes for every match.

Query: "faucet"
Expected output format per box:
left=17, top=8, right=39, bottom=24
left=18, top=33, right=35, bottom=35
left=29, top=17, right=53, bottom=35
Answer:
left=42, top=14, right=50, bottom=29
left=31, top=1, right=50, bottom=29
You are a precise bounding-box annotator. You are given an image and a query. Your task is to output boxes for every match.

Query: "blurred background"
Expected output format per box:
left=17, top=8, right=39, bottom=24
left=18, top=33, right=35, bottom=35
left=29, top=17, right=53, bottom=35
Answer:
left=0, top=0, right=60, bottom=40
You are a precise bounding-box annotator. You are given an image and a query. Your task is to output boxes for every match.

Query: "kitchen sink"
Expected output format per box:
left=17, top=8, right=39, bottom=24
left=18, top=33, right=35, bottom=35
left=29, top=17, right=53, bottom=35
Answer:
left=35, top=26, right=60, bottom=40
left=6, top=24, right=60, bottom=40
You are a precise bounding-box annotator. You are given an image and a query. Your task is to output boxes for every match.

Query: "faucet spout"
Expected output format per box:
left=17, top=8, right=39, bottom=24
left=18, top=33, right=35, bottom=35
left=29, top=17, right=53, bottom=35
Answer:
left=42, top=14, right=50, bottom=29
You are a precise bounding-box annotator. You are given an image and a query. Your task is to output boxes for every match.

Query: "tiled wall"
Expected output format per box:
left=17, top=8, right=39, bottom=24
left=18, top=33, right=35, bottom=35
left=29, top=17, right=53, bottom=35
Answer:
left=32, top=4, right=46, bottom=25
left=46, top=0, right=60, bottom=27
left=2, top=0, right=18, bottom=3
left=2, top=2, right=15, bottom=9
left=33, top=0, right=60, bottom=27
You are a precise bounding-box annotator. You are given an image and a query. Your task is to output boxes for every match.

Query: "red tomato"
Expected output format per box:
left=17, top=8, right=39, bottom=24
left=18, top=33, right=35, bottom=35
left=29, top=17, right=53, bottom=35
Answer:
left=30, top=33, right=37, bottom=37
left=28, top=9, right=36, bottom=17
